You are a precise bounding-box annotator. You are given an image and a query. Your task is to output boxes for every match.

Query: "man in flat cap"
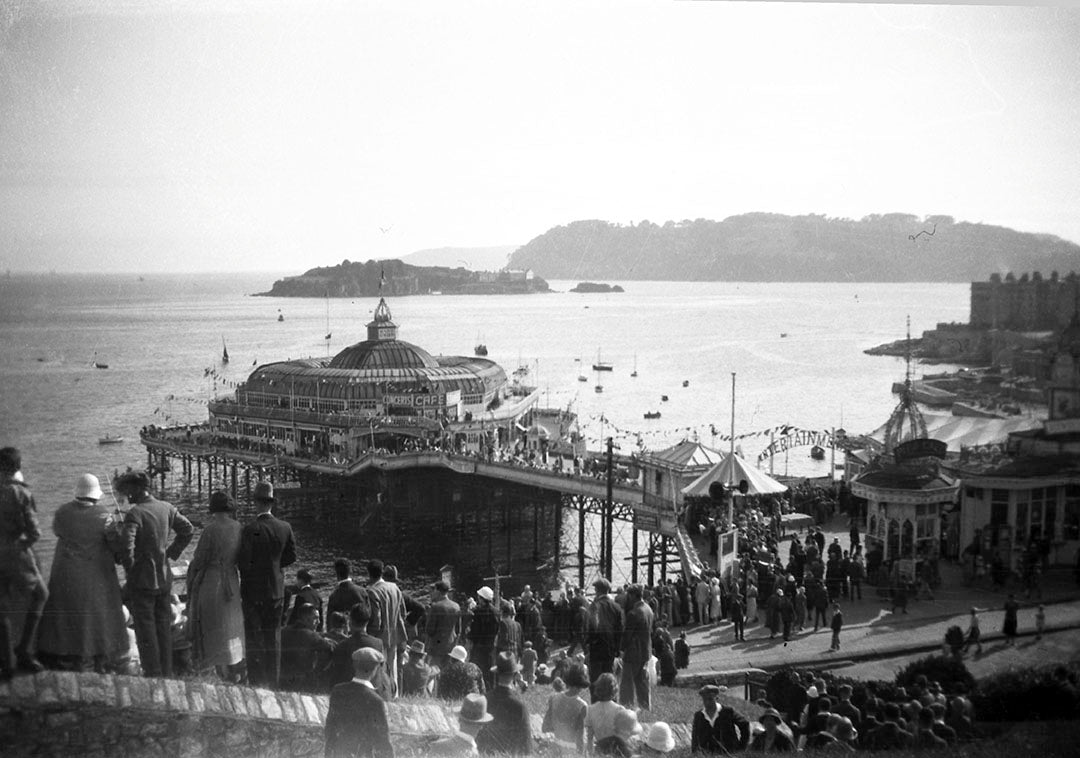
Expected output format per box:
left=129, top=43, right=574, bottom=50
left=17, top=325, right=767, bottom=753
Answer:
left=691, top=684, right=750, bottom=753
left=238, top=480, right=296, bottom=688
left=325, top=647, right=394, bottom=758
left=115, top=468, right=194, bottom=677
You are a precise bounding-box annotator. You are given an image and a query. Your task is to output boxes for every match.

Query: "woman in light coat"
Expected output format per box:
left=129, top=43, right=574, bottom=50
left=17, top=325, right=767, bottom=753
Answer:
left=187, top=491, right=245, bottom=679
left=38, top=475, right=129, bottom=671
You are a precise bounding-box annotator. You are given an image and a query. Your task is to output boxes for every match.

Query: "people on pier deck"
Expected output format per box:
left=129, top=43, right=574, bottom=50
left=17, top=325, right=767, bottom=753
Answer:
left=38, top=474, right=129, bottom=673
left=238, top=480, right=296, bottom=688
left=186, top=490, right=245, bottom=681
left=116, top=469, right=194, bottom=678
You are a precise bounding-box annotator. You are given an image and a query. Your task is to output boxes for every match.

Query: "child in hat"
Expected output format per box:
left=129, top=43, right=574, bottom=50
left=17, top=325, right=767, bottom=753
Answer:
left=521, top=640, right=538, bottom=686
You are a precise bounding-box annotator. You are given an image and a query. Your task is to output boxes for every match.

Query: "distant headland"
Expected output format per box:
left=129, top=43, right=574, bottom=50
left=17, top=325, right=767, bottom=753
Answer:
left=507, top=214, right=1080, bottom=282
left=256, top=259, right=549, bottom=297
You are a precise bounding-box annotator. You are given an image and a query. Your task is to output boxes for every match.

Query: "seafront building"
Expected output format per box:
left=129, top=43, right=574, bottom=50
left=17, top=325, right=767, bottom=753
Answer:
left=970, top=270, right=1080, bottom=332
left=943, top=320, right=1080, bottom=572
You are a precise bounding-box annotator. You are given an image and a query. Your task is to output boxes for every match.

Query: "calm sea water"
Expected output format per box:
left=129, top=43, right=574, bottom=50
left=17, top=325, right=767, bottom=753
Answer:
left=0, top=273, right=968, bottom=579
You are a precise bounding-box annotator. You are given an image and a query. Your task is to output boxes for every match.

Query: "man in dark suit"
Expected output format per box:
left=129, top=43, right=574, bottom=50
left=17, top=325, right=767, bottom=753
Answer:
left=476, top=652, right=532, bottom=756
left=117, top=469, right=194, bottom=678
left=325, top=647, right=394, bottom=758
left=328, top=601, right=391, bottom=697
left=327, top=558, right=375, bottom=622
left=238, top=481, right=296, bottom=688
left=287, top=568, right=323, bottom=631
left=424, top=580, right=460, bottom=668
left=586, top=577, right=624, bottom=685
left=619, top=583, right=654, bottom=711
left=281, top=603, right=334, bottom=693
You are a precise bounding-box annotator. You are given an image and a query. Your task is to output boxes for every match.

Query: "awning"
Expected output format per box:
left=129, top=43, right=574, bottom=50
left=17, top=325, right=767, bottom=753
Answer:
left=682, top=453, right=789, bottom=496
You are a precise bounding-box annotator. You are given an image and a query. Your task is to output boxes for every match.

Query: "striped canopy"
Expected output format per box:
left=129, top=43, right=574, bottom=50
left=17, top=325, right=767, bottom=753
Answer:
left=682, top=453, right=789, bottom=496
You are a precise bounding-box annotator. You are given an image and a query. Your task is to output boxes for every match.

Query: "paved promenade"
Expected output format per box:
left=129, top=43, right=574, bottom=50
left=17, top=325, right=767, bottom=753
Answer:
left=680, top=513, right=1080, bottom=684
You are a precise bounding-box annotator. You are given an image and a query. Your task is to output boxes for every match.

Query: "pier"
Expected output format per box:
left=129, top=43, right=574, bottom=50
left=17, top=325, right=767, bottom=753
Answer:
left=141, top=425, right=706, bottom=590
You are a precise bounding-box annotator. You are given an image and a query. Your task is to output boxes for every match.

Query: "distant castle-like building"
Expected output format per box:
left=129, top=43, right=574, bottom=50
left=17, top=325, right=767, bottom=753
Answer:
left=970, top=271, right=1080, bottom=331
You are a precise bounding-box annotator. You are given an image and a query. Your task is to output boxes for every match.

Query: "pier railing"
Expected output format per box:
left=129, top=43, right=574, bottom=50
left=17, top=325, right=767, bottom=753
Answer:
left=141, top=426, right=642, bottom=502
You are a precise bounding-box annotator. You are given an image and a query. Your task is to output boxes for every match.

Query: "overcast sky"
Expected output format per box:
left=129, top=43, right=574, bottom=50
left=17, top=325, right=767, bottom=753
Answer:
left=1, top=0, right=1078, bottom=273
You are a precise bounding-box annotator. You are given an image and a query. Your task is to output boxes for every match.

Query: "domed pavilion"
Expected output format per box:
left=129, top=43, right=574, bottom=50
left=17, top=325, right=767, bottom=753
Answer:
left=209, top=298, right=539, bottom=458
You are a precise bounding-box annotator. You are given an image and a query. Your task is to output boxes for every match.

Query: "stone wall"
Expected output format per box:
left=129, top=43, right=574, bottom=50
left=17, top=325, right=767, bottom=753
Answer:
left=0, top=671, right=456, bottom=758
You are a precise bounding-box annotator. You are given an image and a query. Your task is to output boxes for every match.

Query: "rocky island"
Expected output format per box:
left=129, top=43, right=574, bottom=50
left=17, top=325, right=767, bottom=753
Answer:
left=570, top=282, right=624, bottom=293
left=257, top=258, right=549, bottom=297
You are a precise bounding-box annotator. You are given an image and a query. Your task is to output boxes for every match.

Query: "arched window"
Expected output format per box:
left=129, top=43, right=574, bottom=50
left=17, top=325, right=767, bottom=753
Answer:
left=901, top=519, right=915, bottom=558
left=887, top=519, right=900, bottom=559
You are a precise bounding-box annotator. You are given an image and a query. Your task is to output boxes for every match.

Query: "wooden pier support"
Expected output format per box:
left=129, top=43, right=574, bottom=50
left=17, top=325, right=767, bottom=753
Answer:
left=553, top=499, right=562, bottom=575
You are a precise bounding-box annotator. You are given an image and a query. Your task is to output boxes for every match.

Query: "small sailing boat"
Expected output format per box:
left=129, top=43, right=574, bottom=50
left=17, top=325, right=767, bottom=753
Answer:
left=630, top=354, right=638, bottom=378
left=474, top=332, right=488, bottom=356
left=222, top=338, right=230, bottom=364
left=278, top=313, right=284, bottom=322
left=90, top=352, right=108, bottom=369
left=576, top=356, right=587, bottom=382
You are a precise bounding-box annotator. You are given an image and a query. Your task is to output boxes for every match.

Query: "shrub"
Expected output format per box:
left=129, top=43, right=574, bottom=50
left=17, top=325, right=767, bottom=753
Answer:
left=973, top=664, right=1080, bottom=722
left=895, top=654, right=975, bottom=696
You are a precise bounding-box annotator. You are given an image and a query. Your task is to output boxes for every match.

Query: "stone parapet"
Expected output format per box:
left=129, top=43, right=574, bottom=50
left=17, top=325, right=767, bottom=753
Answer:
left=0, top=672, right=454, bottom=757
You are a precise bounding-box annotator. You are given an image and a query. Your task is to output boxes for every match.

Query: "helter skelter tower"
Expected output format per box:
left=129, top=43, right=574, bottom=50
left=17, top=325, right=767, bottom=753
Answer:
left=881, top=316, right=928, bottom=455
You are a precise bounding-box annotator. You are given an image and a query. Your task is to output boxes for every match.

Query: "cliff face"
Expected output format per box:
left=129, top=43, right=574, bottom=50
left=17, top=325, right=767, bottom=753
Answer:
left=508, top=215, right=1080, bottom=282
left=257, top=259, right=549, bottom=297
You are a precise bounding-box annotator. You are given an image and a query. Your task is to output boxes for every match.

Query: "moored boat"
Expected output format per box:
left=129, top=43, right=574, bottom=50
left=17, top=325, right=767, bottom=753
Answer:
left=644, top=411, right=661, bottom=419
left=592, top=348, right=613, bottom=372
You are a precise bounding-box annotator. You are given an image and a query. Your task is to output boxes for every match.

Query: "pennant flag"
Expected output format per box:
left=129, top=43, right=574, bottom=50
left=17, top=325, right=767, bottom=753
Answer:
left=325, top=333, right=332, bottom=340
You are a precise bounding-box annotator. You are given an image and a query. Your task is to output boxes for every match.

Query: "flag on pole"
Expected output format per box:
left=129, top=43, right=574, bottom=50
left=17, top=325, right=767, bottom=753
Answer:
left=324, top=333, right=332, bottom=340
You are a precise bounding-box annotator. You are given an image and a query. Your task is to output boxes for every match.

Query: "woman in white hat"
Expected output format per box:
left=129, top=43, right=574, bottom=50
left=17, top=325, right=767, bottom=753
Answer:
left=38, top=474, right=129, bottom=672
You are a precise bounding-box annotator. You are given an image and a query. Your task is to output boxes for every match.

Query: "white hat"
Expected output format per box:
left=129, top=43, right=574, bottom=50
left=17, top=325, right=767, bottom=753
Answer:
left=644, top=722, right=676, bottom=753
left=74, top=473, right=103, bottom=501
left=477, top=586, right=494, bottom=602
left=807, top=685, right=820, bottom=698
left=449, top=645, right=468, bottom=663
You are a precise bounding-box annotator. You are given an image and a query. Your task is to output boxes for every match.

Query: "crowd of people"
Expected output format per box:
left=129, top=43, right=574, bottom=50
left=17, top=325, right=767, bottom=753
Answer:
left=0, top=442, right=1019, bottom=757
left=760, top=672, right=983, bottom=753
